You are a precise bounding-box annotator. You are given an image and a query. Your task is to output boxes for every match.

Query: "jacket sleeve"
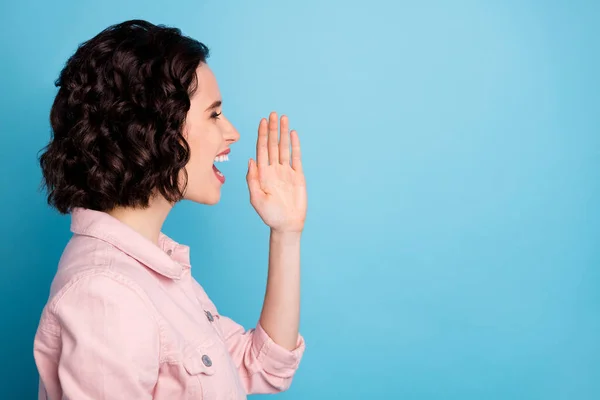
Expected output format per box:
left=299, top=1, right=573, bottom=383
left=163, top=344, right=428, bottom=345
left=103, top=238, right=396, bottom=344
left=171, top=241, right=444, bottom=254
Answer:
left=219, top=315, right=305, bottom=394
left=34, top=272, right=160, bottom=400
left=192, top=281, right=305, bottom=394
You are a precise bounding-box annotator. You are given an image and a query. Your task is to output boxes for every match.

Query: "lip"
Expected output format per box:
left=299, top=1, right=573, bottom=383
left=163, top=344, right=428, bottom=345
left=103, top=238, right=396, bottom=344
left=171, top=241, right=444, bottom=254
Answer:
left=213, top=164, right=225, bottom=184
left=216, top=148, right=230, bottom=157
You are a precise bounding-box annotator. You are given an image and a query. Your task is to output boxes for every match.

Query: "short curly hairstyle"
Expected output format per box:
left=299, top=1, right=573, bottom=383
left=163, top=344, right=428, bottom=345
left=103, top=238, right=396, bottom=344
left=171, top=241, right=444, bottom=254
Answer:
left=39, top=19, right=210, bottom=214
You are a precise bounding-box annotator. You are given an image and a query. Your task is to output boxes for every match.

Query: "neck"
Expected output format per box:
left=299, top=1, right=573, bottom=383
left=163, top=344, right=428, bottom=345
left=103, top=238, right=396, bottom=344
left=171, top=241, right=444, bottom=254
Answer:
left=108, top=195, right=173, bottom=245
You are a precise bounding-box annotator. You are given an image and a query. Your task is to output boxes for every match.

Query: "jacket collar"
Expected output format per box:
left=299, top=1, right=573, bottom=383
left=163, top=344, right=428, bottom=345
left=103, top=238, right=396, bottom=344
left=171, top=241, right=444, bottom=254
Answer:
left=70, top=208, right=191, bottom=280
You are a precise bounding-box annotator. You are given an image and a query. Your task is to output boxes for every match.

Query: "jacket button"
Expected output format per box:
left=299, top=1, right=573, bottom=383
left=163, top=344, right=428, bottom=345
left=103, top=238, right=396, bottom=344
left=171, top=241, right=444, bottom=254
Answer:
left=205, top=310, right=214, bottom=322
left=201, top=355, right=212, bottom=367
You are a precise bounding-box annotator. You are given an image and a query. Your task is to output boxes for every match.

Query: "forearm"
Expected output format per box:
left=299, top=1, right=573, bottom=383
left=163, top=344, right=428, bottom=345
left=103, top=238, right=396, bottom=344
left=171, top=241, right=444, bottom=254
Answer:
left=258, top=229, right=301, bottom=351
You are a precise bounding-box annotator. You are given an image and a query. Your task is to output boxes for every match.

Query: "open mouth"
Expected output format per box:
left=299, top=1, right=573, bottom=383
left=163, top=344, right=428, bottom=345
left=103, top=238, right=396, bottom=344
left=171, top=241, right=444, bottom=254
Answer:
left=213, top=149, right=230, bottom=184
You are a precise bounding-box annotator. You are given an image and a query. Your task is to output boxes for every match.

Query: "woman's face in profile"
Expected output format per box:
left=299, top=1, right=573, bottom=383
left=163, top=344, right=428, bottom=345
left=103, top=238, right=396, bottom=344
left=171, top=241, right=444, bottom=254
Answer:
left=181, top=64, right=240, bottom=205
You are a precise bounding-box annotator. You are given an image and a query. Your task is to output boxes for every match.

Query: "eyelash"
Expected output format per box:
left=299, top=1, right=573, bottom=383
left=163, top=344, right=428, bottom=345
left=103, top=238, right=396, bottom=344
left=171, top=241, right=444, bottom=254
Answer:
left=211, top=111, right=222, bottom=120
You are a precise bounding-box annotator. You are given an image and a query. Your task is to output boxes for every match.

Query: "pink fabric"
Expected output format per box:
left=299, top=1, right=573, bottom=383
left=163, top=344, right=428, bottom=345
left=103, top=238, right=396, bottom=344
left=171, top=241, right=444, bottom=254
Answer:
left=33, top=208, right=305, bottom=399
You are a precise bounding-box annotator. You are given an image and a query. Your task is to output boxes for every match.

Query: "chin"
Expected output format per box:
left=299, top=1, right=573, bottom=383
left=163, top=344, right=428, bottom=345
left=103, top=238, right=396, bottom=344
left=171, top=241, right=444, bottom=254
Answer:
left=203, top=193, right=221, bottom=205
left=185, top=189, right=221, bottom=205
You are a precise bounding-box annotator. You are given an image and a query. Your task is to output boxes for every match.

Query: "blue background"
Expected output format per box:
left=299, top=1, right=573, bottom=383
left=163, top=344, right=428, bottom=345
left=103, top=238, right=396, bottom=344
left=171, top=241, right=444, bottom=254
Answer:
left=1, top=0, right=598, bottom=399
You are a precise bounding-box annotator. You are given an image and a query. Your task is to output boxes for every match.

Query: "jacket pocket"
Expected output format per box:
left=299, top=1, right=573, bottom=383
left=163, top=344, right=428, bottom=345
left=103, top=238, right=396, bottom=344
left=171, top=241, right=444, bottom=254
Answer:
left=183, top=340, right=237, bottom=399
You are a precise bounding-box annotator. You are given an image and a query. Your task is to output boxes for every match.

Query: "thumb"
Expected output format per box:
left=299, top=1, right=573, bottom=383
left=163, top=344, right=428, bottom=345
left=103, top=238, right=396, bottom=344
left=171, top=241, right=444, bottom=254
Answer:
left=246, top=159, right=264, bottom=200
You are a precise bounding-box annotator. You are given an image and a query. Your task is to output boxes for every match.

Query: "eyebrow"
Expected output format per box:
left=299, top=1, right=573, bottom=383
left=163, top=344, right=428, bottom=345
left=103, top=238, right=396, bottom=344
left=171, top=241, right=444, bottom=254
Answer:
left=205, top=100, right=222, bottom=112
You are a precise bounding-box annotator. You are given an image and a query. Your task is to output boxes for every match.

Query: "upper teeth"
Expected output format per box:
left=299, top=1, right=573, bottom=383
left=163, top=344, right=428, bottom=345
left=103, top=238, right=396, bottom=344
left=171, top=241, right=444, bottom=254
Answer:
left=214, top=155, right=229, bottom=162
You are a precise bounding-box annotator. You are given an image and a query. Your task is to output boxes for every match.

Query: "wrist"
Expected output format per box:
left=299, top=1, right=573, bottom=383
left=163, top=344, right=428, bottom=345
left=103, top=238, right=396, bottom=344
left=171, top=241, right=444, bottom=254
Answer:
left=270, top=229, right=302, bottom=243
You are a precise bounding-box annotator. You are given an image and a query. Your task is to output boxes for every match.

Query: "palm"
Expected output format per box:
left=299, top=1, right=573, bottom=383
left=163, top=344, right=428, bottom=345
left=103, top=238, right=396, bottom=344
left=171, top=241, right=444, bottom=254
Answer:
left=246, top=112, right=307, bottom=233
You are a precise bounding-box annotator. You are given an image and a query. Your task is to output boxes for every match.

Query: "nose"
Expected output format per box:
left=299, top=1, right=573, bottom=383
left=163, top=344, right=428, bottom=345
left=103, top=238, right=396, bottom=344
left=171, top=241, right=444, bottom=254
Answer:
left=223, top=116, right=240, bottom=144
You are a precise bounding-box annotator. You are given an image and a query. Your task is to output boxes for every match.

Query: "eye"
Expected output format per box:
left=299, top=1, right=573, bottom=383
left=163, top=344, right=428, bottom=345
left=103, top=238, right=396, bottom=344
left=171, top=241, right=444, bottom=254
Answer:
left=210, top=111, right=222, bottom=120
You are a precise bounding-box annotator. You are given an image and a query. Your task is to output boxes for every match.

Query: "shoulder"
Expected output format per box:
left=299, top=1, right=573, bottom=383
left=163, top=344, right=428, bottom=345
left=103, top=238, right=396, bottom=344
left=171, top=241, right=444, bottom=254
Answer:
left=35, top=269, right=164, bottom=361
left=48, top=269, right=159, bottom=326
left=50, top=234, right=157, bottom=296
left=35, top=269, right=164, bottom=372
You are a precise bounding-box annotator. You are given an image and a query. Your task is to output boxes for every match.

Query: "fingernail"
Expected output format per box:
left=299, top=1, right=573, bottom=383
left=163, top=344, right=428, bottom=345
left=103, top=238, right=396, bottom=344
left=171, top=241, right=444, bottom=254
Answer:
left=248, top=159, right=252, bottom=168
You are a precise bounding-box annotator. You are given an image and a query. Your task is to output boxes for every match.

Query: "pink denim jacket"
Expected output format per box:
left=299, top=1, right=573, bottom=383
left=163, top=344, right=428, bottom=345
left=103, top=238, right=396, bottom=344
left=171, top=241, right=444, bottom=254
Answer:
left=33, top=208, right=305, bottom=399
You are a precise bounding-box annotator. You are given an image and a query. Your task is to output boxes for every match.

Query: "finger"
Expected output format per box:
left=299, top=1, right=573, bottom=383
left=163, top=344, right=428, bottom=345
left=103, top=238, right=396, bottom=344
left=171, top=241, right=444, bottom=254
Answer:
left=290, top=130, right=303, bottom=172
left=256, top=118, right=268, bottom=168
left=268, top=111, right=279, bottom=165
left=279, top=115, right=290, bottom=165
left=246, top=159, right=265, bottom=201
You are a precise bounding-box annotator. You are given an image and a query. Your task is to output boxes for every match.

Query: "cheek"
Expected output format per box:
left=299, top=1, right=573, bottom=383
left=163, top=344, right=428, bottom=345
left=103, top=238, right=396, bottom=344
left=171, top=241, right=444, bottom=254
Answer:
left=187, top=129, right=220, bottom=168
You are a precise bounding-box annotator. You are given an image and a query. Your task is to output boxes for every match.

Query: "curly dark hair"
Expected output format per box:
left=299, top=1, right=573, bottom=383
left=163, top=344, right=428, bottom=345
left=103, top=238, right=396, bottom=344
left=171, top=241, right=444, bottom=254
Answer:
left=38, top=19, right=210, bottom=214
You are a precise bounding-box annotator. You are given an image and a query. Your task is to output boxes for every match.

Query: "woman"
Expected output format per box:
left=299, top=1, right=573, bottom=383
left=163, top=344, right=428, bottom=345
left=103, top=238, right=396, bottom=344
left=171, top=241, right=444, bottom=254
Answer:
left=33, top=19, right=306, bottom=399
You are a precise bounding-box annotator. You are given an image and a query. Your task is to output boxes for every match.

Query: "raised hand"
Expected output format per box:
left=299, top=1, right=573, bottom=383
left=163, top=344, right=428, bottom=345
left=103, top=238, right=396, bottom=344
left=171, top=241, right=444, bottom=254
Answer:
left=246, top=112, right=307, bottom=233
